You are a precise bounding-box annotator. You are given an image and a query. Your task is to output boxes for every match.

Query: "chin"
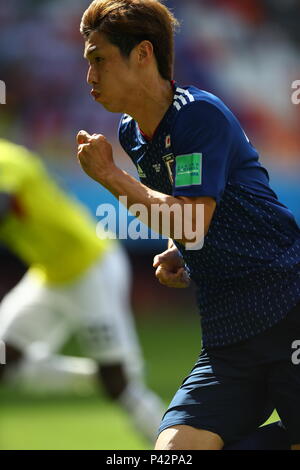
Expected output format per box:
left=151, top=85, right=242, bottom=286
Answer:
left=102, top=102, right=123, bottom=113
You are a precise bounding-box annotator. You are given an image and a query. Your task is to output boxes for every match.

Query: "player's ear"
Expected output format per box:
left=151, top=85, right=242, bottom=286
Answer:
left=137, top=40, right=153, bottom=64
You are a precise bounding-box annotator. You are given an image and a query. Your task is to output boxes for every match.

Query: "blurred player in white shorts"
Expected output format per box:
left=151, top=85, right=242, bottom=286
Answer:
left=0, top=139, right=165, bottom=443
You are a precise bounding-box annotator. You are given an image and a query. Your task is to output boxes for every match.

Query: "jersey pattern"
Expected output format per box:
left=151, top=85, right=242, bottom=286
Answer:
left=119, top=83, right=300, bottom=348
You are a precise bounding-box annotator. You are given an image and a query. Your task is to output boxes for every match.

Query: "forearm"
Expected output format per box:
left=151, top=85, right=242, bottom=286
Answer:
left=103, top=166, right=174, bottom=206
left=76, top=132, right=212, bottom=247
left=100, top=166, right=205, bottom=245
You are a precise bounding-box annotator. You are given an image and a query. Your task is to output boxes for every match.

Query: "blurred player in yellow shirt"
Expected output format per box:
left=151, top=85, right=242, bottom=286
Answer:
left=0, top=139, right=165, bottom=443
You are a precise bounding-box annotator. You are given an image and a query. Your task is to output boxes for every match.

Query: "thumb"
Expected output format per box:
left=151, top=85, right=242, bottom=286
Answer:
left=153, top=253, right=167, bottom=267
left=153, top=254, right=161, bottom=267
left=77, top=130, right=91, bottom=145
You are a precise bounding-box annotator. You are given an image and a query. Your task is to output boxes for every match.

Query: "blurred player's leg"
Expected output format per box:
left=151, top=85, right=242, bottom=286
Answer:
left=0, top=272, right=81, bottom=391
left=3, top=349, right=98, bottom=394
left=0, top=245, right=166, bottom=442
left=98, top=362, right=166, bottom=443
left=72, top=244, right=166, bottom=443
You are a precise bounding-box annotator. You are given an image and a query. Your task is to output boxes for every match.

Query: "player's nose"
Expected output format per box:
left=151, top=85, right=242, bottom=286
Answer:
left=87, top=65, right=98, bottom=86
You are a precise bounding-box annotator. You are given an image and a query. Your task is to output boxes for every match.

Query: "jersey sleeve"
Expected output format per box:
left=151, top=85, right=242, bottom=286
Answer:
left=171, top=100, right=235, bottom=203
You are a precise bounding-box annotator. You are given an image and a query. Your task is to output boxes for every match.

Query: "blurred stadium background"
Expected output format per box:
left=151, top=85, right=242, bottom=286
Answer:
left=0, top=0, right=299, bottom=449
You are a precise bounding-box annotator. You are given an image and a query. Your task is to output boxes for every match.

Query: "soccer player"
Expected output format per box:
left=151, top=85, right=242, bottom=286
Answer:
left=0, top=138, right=165, bottom=443
left=76, top=0, right=300, bottom=450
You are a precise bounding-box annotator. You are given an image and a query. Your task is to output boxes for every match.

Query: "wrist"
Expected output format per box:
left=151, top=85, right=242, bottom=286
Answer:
left=168, top=238, right=176, bottom=250
left=168, top=242, right=179, bottom=255
left=97, top=164, right=123, bottom=188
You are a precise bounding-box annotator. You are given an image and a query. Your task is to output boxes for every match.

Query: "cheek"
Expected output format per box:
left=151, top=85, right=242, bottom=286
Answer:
left=103, top=68, right=121, bottom=88
left=115, top=62, right=133, bottom=83
left=109, top=76, right=128, bottom=97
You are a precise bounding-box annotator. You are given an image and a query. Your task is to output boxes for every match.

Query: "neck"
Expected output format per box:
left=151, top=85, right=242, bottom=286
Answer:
left=126, top=77, right=174, bottom=138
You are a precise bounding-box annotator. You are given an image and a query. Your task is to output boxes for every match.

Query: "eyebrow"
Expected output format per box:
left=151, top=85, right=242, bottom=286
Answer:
left=83, top=46, right=99, bottom=60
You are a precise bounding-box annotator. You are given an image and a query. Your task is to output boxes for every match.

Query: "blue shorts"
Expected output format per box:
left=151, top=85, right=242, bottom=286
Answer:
left=159, top=299, right=300, bottom=446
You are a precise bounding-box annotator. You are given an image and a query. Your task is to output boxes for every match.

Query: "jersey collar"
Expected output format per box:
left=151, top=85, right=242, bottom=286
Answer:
left=137, top=80, right=178, bottom=142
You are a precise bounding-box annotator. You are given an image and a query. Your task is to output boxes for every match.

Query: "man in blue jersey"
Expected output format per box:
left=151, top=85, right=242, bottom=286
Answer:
left=76, top=0, right=300, bottom=450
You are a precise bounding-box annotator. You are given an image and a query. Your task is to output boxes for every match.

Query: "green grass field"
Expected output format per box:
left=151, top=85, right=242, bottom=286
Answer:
left=0, top=313, right=279, bottom=450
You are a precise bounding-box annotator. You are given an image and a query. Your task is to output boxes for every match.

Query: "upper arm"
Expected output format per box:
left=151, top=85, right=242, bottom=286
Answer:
left=171, top=100, right=235, bottom=205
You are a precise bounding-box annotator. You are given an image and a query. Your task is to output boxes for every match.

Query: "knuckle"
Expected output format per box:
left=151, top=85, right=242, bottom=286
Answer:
left=92, top=133, right=104, bottom=142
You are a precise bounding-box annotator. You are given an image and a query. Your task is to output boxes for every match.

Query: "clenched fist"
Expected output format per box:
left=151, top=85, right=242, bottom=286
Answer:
left=153, top=246, right=191, bottom=288
left=77, top=130, right=115, bottom=184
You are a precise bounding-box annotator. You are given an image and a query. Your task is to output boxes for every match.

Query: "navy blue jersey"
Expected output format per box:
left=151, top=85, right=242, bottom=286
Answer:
left=119, top=83, right=300, bottom=348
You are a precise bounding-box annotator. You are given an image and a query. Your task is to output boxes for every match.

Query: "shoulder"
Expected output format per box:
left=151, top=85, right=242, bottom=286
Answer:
left=172, top=85, right=233, bottom=127
left=170, top=86, right=235, bottom=154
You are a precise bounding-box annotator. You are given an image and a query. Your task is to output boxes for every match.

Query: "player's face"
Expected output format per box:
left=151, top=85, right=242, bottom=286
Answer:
left=84, top=31, right=138, bottom=113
